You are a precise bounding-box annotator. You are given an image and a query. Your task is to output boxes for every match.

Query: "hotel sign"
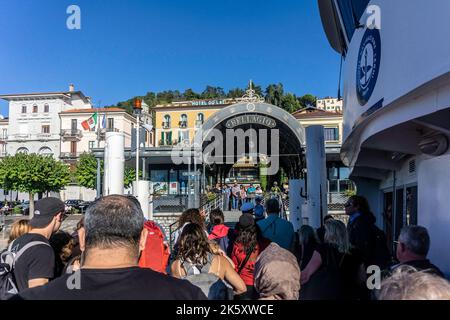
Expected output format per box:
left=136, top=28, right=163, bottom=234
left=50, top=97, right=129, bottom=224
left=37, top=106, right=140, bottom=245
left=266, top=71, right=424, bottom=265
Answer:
left=225, top=115, right=277, bottom=129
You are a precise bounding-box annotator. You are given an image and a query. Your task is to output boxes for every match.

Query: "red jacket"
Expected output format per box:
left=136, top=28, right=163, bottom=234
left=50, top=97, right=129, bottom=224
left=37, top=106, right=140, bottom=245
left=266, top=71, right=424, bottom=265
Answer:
left=231, top=239, right=270, bottom=286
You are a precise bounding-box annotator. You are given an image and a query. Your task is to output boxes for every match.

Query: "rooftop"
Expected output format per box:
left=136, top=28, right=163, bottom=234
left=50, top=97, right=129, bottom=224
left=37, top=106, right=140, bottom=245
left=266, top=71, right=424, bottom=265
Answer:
left=292, top=107, right=343, bottom=119
left=60, top=107, right=127, bottom=114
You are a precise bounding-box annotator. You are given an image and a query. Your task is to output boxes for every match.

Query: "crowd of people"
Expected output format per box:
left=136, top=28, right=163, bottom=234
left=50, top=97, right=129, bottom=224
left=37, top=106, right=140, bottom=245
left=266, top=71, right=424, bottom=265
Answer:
left=0, top=193, right=449, bottom=300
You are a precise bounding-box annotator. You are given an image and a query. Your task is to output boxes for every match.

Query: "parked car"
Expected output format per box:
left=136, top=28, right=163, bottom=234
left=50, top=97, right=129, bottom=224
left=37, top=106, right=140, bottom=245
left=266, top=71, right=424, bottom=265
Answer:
left=64, top=200, right=83, bottom=211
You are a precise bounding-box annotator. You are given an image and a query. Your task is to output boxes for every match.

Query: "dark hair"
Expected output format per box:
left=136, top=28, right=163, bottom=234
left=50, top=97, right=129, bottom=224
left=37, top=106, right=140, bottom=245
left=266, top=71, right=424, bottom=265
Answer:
left=209, top=209, right=224, bottom=226
left=323, top=215, right=334, bottom=222
left=235, top=223, right=263, bottom=252
left=348, top=195, right=370, bottom=215
left=266, top=198, right=280, bottom=214
left=49, top=231, right=74, bottom=263
left=84, top=195, right=144, bottom=256
left=299, top=225, right=318, bottom=247
left=76, top=217, right=84, bottom=231
left=178, top=208, right=205, bottom=229
left=177, top=223, right=212, bottom=265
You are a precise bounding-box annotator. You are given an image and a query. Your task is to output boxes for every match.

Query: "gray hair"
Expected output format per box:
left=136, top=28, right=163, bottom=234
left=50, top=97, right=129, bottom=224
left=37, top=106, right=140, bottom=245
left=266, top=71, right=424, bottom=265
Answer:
left=84, top=195, right=144, bottom=253
left=378, top=265, right=450, bottom=300
left=398, top=225, right=430, bottom=256
left=324, top=219, right=350, bottom=254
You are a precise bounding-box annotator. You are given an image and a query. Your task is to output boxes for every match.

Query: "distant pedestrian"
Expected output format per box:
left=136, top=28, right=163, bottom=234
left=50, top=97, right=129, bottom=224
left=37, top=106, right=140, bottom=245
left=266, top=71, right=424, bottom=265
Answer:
left=239, top=185, right=247, bottom=207
left=254, top=197, right=265, bottom=222
left=254, top=242, right=300, bottom=300
left=257, top=198, right=295, bottom=252
left=231, top=183, right=240, bottom=211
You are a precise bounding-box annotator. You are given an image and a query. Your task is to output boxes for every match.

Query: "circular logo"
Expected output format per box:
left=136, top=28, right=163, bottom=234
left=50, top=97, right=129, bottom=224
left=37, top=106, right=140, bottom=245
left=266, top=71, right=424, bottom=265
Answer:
left=356, top=28, right=381, bottom=106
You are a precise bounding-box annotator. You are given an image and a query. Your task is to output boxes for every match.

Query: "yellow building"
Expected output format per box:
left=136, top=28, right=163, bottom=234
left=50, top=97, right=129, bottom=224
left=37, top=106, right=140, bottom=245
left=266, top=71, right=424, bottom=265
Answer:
left=154, top=99, right=241, bottom=146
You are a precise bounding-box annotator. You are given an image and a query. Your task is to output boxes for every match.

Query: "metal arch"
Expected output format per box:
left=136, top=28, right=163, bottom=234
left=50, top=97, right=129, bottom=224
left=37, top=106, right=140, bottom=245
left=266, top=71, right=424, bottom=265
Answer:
left=194, top=102, right=306, bottom=147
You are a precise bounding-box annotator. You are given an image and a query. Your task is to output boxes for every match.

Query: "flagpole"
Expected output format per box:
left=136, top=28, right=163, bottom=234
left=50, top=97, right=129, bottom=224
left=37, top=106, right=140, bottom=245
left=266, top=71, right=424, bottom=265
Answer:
left=96, top=103, right=102, bottom=199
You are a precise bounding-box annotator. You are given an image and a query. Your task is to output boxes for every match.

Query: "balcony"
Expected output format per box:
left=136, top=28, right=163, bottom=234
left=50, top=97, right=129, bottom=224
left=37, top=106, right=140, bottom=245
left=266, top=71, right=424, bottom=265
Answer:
left=61, top=129, right=82, bottom=141
left=159, top=139, right=177, bottom=147
left=60, top=152, right=83, bottom=160
left=179, top=121, right=188, bottom=129
left=0, top=136, right=7, bottom=144
left=162, top=122, right=171, bottom=129
left=10, top=134, right=30, bottom=141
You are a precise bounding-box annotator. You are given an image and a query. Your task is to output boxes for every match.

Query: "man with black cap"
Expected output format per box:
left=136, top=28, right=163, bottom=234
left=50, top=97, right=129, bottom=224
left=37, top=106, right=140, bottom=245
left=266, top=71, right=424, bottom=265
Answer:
left=10, top=197, right=66, bottom=292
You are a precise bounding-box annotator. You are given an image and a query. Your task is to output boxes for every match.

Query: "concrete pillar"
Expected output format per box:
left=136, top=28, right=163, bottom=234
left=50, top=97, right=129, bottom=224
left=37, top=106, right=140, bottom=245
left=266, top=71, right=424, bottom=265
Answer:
left=103, top=132, right=125, bottom=196
left=305, top=126, right=328, bottom=229
left=289, top=179, right=305, bottom=232
left=133, top=180, right=150, bottom=220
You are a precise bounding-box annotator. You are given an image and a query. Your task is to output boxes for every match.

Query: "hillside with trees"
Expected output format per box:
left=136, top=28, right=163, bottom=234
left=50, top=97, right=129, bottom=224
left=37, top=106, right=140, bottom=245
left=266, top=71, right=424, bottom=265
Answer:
left=104, top=82, right=318, bottom=114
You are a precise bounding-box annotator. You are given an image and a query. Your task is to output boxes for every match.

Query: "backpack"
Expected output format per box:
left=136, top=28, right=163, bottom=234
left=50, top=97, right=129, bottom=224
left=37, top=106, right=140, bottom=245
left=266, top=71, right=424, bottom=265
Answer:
left=0, top=240, right=50, bottom=300
left=139, top=221, right=170, bottom=274
left=180, top=253, right=233, bottom=300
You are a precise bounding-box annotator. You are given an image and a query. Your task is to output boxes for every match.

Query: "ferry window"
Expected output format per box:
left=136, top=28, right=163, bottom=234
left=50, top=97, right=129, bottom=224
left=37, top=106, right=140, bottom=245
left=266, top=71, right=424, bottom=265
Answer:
left=336, top=0, right=370, bottom=42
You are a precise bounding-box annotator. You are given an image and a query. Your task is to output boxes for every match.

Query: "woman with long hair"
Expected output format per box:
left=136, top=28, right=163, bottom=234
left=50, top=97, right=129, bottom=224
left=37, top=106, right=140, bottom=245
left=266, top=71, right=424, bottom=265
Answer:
left=8, top=219, right=31, bottom=244
left=172, top=208, right=207, bottom=255
left=300, top=219, right=366, bottom=300
left=171, top=223, right=246, bottom=299
left=231, top=214, right=271, bottom=300
left=298, top=225, right=319, bottom=270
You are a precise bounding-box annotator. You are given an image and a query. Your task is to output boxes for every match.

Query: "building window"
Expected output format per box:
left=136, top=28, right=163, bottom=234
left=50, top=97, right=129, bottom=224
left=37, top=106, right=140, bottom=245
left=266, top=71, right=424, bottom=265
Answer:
left=107, top=118, right=114, bottom=130
left=178, top=130, right=190, bottom=143
left=39, top=147, right=53, bottom=156
left=33, top=105, right=38, bottom=113
left=163, top=115, right=171, bottom=128
left=88, top=141, right=95, bottom=150
left=44, top=104, right=49, bottom=113
left=179, top=114, right=188, bottom=128
left=324, top=127, right=339, bottom=141
left=42, top=125, right=50, bottom=134
left=196, top=113, right=204, bottom=127
left=17, top=147, right=29, bottom=154
left=161, top=131, right=172, bottom=145
left=22, top=105, right=27, bottom=114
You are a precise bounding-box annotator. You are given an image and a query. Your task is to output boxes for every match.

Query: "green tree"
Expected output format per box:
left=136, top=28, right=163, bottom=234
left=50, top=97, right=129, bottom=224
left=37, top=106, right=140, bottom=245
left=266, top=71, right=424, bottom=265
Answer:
left=298, top=94, right=317, bottom=108
left=281, top=93, right=301, bottom=113
left=226, top=88, right=245, bottom=98
left=0, top=153, right=71, bottom=218
left=74, top=153, right=103, bottom=190
left=182, top=89, right=200, bottom=101
left=265, top=83, right=284, bottom=107
left=74, top=153, right=141, bottom=190
left=201, top=86, right=226, bottom=99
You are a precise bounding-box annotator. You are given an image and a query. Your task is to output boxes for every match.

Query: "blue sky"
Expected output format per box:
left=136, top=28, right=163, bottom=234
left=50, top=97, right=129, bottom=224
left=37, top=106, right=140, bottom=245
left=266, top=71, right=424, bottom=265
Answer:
left=0, top=0, right=340, bottom=115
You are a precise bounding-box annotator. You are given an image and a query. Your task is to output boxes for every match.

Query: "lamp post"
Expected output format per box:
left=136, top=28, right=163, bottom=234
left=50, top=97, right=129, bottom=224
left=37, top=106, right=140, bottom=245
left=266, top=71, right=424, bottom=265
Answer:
left=133, top=98, right=143, bottom=192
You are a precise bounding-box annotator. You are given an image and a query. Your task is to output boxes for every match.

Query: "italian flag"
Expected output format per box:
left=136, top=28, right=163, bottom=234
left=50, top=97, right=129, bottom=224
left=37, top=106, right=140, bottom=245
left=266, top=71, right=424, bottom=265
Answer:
left=81, top=113, right=98, bottom=130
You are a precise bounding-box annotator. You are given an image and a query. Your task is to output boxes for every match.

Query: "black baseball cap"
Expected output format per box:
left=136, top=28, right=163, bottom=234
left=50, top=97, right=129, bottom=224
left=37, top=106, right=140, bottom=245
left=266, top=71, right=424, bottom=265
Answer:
left=29, top=197, right=65, bottom=228
left=238, top=213, right=255, bottom=228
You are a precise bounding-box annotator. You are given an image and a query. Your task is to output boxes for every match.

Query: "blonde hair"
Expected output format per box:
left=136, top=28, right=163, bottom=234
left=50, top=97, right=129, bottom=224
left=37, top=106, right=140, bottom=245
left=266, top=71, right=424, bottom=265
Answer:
left=378, top=266, right=450, bottom=300
left=324, top=219, right=350, bottom=254
left=8, top=219, right=31, bottom=244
